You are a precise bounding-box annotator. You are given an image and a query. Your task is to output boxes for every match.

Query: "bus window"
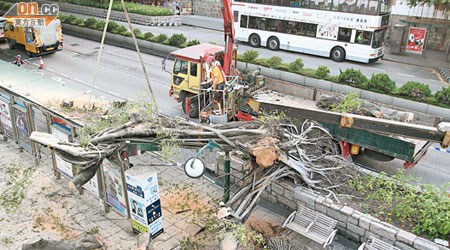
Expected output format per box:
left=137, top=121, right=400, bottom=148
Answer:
left=233, top=11, right=239, bottom=23
left=337, top=28, right=352, bottom=42
left=249, top=16, right=259, bottom=29
left=305, top=23, right=317, bottom=37
left=355, top=30, right=372, bottom=45
left=372, top=29, right=385, bottom=48
left=240, top=15, right=248, bottom=28
left=267, top=19, right=286, bottom=32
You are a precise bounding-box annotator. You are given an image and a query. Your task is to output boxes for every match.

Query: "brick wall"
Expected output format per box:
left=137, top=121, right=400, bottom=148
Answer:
left=178, top=0, right=222, bottom=18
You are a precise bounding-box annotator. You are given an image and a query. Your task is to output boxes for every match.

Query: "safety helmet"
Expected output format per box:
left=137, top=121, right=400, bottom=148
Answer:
left=16, top=55, right=21, bottom=58
left=205, top=55, right=214, bottom=64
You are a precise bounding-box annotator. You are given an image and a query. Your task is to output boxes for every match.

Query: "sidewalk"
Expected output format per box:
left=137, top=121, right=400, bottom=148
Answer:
left=0, top=139, right=223, bottom=249
left=383, top=46, right=450, bottom=69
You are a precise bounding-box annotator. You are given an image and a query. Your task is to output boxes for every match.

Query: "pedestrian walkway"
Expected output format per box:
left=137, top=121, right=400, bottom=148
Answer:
left=383, top=45, right=450, bottom=69
left=0, top=139, right=223, bottom=249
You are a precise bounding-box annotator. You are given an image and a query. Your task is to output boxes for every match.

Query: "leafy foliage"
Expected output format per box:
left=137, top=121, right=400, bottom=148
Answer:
left=72, top=18, right=85, bottom=26
left=241, top=50, right=259, bottom=63
left=0, top=163, right=35, bottom=213
left=52, top=0, right=171, bottom=16
left=435, top=87, right=450, bottom=105
left=107, top=21, right=120, bottom=32
left=315, top=65, right=330, bottom=78
left=144, top=32, right=154, bottom=40
left=349, top=171, right=450, bottom=240
left=338, top=68, right=368, bottom=88
left=332, top=92, right=361, bottom=113
left=367, top=73, right=396, bottom=94
left=187, top=39, right=201, bottom=47
left=152, top=34, right=168, bottom=43
left=94, top=20, right=105, bottom=31
left=112, top=25, right=127, bottom=34
left=407, top=0, right=450, bottom=11
left=397, top=81, right=431, bottom=100
left=133, top=28, right=142, bottom=36
left=84, top=17, right=97, bottom=28
left=168, top=33, right=187, bottom=47
left=267, top=56, right=283, bottom=68
left=288, top=58, right=304, bottom=72
left=0, top=1, right=12, bottom=11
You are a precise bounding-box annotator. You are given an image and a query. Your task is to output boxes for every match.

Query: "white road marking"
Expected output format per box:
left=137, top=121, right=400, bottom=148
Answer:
left=94, top=86, right=101, bottom=90
left=30, top=70, right=44, bottom=76
left=47, top=68, right=55, bottom=72
left=115, top=64, right=131, bottom=71
left=367, top=67, right=385, bottom=72
left=60, top=73, right=70, bottom=78
left=74, top=78, right=85, bottom=83
left=32, top=63, right=39, bottom=67
left=430, top=79, right=442, bottom=83
left=52, top=76, right=66, bottom=85
left=397, top=73, right=415, bottom=77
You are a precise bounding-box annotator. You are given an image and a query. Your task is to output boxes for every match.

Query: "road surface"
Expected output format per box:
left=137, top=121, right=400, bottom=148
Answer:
left=0, top=34, right=448, bottom=188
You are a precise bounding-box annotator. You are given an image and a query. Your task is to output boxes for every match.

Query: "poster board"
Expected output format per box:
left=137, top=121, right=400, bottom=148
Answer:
left=126, top=166, right=163, bottom=238
left=0, top=95, right=14, bottom=139
left=52, top=125, right=74, bottom=179
left=406, top=27, right=426, bottom=54
left=103, top=159, right=128, bottom=216
left=13, top=104, right=32, bottom=152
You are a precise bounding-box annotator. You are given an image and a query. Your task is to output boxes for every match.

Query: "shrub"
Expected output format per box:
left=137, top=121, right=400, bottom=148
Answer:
left=136, top=33, right=146, bottom=40
left=288, top=58, right=304, bottom=72
left=66, top=15, right=77, bottom=24
left=275, top=64, right=290, bottom=72
left=315, top=66, right=330, bottom=79
left=58, top=13, right=68, bottom=23
left=168, top=33, right=187, bottom=47
left=113, top=25, right=127, bottom=34
left=252, top=58, right=269, bottom=68
left=241, top=50, right=259, bottom=63
left=187, top=39, right=200, bottom=47
left=267, top=56, right=282, bottom=68
left=94, top=21, right=105, bottom=31
left=367, top=73, right=396, bottom=94
left=153, top=34, right=168, bottom=43
left=1, top=2, right=12, bottom=11
left=332, top=92, right=361, bottom=113
left=397, top=81, right=431, bottom=101
left=143, top=32, right=154, bottom=40
left=435, top=87, right=450, bottom=105
left=133, top=28, right=141, bottom=36
left=338, top=68, right=368, bottom=88
left=121, top=31, right=132, bottom=37
left=107, top=21, right=119, bottom=32
left=84, top=17, right=97, bottom=28
left=72, top=18, right=85, bottom=26
left=300, top=68, right=317, bottom=78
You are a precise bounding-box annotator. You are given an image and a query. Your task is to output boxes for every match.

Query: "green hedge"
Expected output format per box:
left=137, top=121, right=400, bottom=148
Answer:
left=52, top=0, right=171, bottom=16
left=0, top=1, right=13, bottom=11
left=58, top=14, right=197, bottom=49
left=237, top=49, right=450, bottom=110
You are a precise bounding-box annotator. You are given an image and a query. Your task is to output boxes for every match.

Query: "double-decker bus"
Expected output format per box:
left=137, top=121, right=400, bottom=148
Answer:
left=232, top=0, right=390, bottom=63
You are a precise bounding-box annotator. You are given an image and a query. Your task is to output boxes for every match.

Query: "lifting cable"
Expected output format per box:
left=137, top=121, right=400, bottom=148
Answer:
left=87, top=0, right=159, bottom=117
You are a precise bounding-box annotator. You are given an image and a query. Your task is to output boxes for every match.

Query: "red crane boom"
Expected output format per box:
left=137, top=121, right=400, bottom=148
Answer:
left=221, top=0, right=235, bottom=76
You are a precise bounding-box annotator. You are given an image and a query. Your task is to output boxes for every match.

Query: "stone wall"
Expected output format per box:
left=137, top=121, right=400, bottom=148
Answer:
left=177, top=0, right=223, bottom=18
left=214, top=153, right=449, bottom=250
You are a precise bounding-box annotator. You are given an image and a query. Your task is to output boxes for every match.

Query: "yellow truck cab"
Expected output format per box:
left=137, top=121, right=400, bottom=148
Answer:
left=4, top=18, right=63, bottom=57
left=166, top=43, right=232, bottom=117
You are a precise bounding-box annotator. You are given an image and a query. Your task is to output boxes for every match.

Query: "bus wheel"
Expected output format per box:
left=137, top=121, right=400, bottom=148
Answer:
left=267, top=37, right=280, bottom=51
left=249, top=34, right=261, bottom=48
left=330, top=47, right=345, bottom=62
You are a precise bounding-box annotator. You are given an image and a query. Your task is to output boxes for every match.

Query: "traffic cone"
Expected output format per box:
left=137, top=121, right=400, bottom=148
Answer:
left=39, top=56, right=44, bottom=69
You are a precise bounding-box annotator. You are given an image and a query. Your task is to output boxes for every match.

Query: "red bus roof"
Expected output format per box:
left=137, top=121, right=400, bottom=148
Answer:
left=170, top=43, right=225, bottom=62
